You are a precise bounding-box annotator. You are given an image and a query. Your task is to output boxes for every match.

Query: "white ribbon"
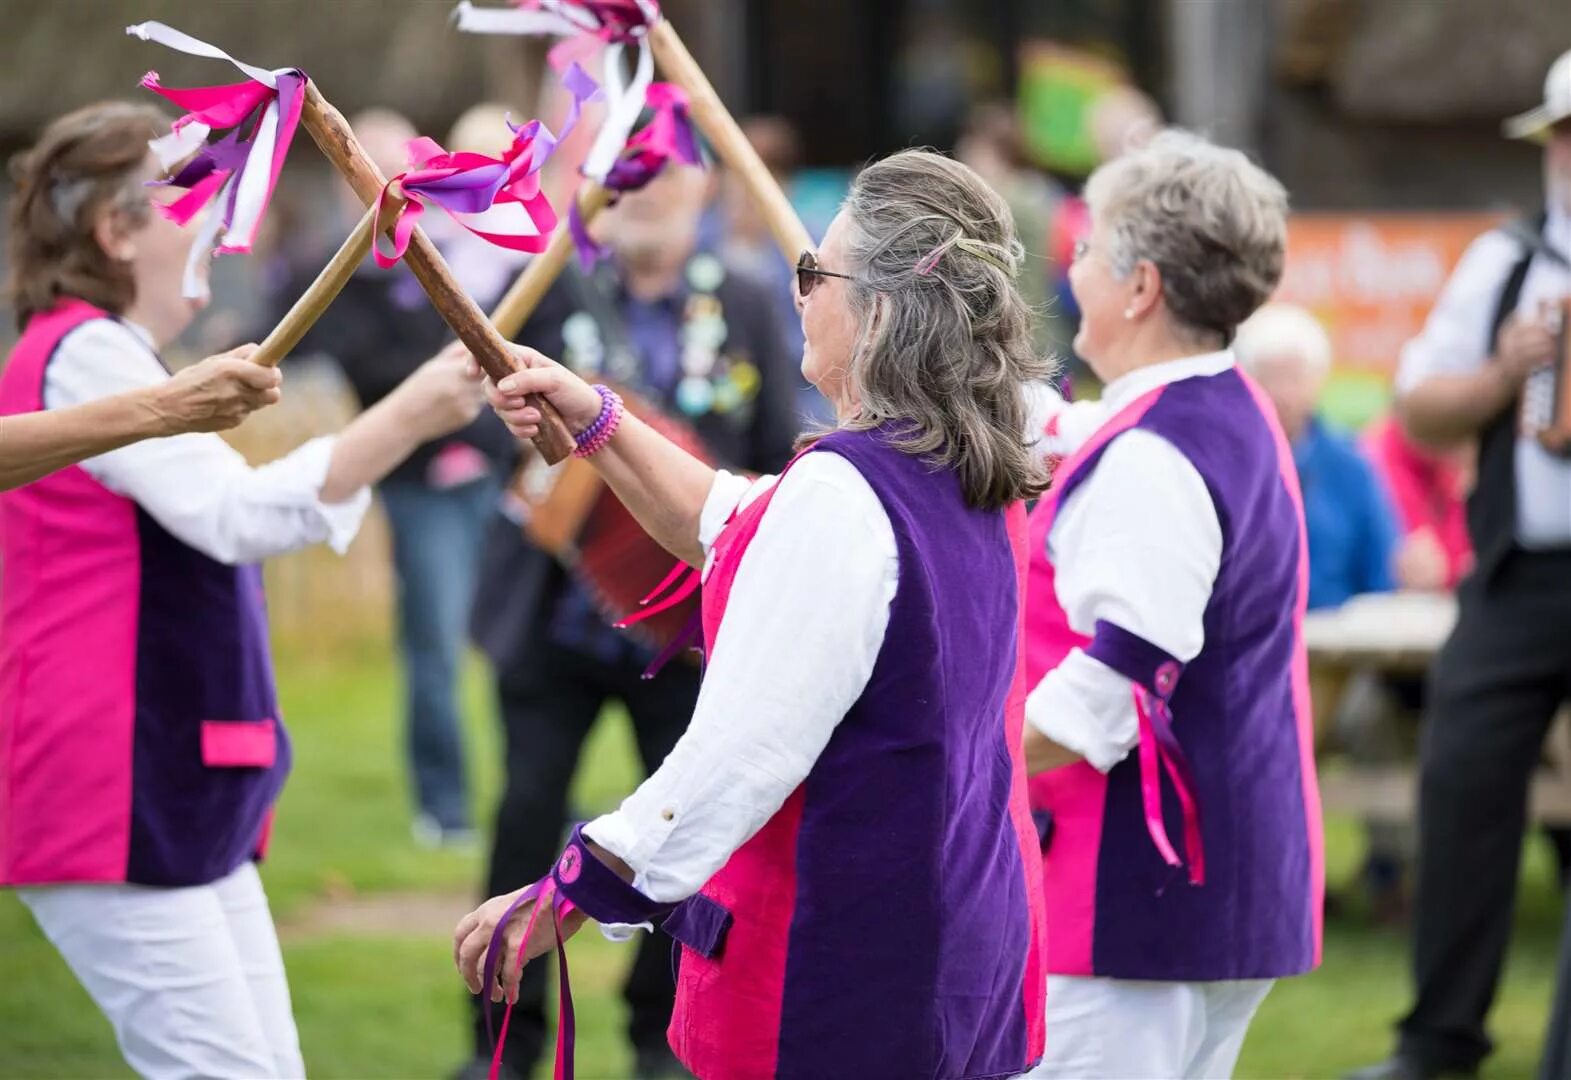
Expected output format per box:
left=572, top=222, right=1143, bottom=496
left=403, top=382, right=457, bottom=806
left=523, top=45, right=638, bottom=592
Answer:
left=451, top=2, right=586, bottom=36
left=125, top=21, right=297, bottom=298
left=581, top=39, right=653, bottom=183
left=453, top=2, right=657, bottom=184
left=125, top=20, right=280, bottom=88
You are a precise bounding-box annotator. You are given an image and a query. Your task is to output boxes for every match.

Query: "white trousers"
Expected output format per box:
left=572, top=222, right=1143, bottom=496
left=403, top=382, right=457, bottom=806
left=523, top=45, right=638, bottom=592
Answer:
left=1025, top=975, right=1274, bottom=1079
left=19, top=861, right=304, bottom=1080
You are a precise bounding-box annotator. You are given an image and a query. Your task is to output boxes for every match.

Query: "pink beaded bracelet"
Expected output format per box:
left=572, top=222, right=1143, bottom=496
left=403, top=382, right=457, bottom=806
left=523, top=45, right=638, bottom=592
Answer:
left=573, top=385, right=625, bottom=458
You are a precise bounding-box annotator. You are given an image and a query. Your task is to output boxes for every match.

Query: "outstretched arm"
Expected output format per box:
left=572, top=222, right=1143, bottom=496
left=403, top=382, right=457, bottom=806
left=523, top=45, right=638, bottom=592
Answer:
left=0, top=346, right=279, bottom=492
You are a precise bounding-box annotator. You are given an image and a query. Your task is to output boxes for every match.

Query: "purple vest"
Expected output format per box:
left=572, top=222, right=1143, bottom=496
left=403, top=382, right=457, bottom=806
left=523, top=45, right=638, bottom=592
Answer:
left=1025, top=367, right=1324, bottom=981
left=670, top=427, right=1047, bottom=1080
left=0, top=301, right=289, bottom=888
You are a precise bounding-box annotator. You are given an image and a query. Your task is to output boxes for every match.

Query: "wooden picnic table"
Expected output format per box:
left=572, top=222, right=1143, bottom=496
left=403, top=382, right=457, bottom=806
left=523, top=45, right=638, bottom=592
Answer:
left=1305, top=591, right=1571, bottom=823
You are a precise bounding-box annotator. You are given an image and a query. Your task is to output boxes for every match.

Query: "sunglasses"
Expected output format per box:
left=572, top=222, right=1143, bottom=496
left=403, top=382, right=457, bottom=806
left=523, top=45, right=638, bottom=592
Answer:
left=796, top=249, right=855, bottom=297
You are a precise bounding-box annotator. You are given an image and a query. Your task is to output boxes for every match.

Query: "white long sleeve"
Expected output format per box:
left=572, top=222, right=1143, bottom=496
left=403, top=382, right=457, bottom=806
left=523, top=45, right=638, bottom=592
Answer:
left=585, top=452, right=898, bottom=905
left=1025, top=354, right=1228, bottom=772
left=43, top=319, right=370, bottom=565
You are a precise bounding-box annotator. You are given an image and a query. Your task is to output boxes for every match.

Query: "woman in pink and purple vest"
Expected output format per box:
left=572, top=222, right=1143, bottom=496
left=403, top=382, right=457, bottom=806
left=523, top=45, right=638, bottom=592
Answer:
left=456, top=150, right=1051, bottom=1080
left=1019, top=130, right=1324, bottom=1077
left=0, top=102, right=486, bottom=1079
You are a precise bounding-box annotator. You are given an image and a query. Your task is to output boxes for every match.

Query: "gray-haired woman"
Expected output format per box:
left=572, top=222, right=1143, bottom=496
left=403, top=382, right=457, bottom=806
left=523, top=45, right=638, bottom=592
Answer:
left=454, top=149, right=1052, bottom=1080
left=1019, top=130, right=1321, bottom=1078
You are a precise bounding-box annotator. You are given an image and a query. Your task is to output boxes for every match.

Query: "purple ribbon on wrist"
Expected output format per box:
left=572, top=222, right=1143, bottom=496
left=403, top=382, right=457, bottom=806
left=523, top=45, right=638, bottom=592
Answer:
left=552, top=825, right=675, bottom=926
left=1085, top=620, right=1206, bottom=886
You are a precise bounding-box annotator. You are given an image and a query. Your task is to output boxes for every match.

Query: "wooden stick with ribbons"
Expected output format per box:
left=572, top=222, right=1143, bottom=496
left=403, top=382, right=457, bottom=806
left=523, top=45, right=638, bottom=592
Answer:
left=127, top=20, right=575, bottom=462
left=298, top=83, right=575, bottom=463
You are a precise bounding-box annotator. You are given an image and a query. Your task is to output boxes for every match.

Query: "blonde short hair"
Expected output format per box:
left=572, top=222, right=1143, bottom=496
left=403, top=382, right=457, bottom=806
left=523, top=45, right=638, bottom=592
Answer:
left=1235, top=302, right=1333, bottom=379
left=1084, top=129, right=1288, bottom=344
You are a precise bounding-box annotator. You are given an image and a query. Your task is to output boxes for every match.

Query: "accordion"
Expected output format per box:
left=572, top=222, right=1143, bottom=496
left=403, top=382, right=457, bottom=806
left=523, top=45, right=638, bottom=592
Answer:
left=512, top=381, right=715, bottom=657
left=1519, top=297, right=1571, bottom=457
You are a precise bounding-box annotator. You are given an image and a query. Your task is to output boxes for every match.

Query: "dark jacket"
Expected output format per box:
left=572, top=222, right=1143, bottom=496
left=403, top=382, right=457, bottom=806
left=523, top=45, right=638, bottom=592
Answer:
left=470, top=258, right=803, bottom=673
left=271, top=259, right=518, bottom=486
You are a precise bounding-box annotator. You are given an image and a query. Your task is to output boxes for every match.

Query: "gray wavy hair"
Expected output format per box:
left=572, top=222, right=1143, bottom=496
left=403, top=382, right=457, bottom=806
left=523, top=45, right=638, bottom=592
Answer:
left=1084, top=129, right=1288, bottom=345
left=833, top=149, right=1053, bottom=510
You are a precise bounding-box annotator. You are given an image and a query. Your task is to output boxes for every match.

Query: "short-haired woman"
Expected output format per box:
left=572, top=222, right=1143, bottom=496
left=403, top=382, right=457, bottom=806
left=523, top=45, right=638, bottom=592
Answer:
left=1021, top=130, right=1323, bottom=1078
left=1, top=101, right=485, bottom=1079
left=456, top=149, right=1051, bottom=1080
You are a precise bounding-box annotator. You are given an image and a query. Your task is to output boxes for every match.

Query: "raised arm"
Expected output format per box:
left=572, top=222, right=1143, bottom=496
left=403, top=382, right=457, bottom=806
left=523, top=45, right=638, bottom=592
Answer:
left=483, top=344, right=719, bottom=568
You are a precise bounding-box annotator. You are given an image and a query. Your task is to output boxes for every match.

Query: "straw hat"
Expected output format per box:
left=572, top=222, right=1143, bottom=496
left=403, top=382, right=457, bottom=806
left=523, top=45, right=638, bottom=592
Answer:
left=1504, top=48, right=1571, bottom=142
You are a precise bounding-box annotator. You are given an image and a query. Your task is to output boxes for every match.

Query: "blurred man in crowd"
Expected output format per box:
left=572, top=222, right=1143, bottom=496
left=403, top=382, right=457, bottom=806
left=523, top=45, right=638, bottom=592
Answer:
left=1236, top=302, right=1400, bottom=611
left=1349, top=47, right=1571, bottom=1080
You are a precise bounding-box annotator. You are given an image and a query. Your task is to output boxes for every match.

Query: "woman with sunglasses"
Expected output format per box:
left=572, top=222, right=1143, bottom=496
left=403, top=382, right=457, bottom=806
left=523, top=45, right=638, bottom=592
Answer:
left=456, top=148, right=1051, bottom=1080
left=0, top=101, right=487, bottom=1079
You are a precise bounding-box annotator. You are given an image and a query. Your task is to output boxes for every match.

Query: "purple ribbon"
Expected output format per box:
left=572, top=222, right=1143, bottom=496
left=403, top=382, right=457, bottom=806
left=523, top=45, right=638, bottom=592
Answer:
left=568, top=81, right=703, bottom=268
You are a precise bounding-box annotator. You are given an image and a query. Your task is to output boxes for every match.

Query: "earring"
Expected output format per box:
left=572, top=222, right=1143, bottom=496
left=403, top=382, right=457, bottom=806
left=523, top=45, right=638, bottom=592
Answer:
left=1122, top=308, right=1136, bottom=320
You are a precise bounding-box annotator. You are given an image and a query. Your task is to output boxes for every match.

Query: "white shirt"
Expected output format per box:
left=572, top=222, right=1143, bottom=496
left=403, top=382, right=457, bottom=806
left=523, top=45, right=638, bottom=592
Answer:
left=586, top=452, right=897, bottom=907
left=1024, top=352, right=1230, bottom=772
left=1394, top=205, right=1571, bottom=546
left=43, top=318, right=370, bottom=564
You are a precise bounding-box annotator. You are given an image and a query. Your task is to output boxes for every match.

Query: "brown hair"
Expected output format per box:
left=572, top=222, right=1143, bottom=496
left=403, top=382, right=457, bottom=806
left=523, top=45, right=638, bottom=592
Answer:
left=7, top=101, right=168, bottom=331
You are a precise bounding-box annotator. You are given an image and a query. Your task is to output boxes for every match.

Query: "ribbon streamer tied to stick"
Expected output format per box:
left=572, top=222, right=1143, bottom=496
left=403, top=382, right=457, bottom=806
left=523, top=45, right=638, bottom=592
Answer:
left=126, top=21, right=306, bottom=300
left=126, top=19, right=578, bottom=461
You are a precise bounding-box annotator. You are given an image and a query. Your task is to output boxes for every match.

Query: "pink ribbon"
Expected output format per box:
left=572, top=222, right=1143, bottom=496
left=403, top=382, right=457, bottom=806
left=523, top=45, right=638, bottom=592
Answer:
left=1134, top=688, right=1206, bottom=886
left=127, top=21, right=306, bottom=298
left=372, top=62, right=599, bottom=268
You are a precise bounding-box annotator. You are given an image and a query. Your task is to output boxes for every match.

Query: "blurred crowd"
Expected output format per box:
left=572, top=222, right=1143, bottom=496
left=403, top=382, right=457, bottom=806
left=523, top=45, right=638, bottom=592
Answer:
left=5, top=35, right=1571, bottom=1080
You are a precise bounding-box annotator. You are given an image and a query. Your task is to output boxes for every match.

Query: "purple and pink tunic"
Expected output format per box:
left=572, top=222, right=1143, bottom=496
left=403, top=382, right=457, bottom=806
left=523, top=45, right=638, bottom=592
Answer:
left=1025, top=367, right=1325, bottom=981
left=667, top=427, right=1047, bottom=1080
left=0, top=300, right=287, bottom=888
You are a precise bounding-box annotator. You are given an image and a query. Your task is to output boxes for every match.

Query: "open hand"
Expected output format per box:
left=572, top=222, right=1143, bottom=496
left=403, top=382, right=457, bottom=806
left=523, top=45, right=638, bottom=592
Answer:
left=453, top=887, right=587, bottom=1004
left=393, top=341, right=486, bottom=443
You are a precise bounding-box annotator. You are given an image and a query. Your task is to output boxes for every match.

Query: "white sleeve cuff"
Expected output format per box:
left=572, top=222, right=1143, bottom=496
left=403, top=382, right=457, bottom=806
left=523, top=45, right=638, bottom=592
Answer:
left=581, top=817, right=660, bottom=941
left=1025, top=648, right=1140, bottom=773
left=255, top=436, right=372, bottom=555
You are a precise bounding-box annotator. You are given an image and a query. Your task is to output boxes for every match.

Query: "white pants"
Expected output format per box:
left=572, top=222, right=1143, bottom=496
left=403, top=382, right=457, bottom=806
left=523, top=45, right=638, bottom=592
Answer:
left=19, top=861, right=304, bottom=1080
left=1026, top=975, right=1274, bottom=1079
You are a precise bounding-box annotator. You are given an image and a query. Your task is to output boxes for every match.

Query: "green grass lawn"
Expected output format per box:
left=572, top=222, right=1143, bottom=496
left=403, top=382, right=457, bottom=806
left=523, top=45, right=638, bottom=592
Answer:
left=1, top=642, right=1561, bottom=1079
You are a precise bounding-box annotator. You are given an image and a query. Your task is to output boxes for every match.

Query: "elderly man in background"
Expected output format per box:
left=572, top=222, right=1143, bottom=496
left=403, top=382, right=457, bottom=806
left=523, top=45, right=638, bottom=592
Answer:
left=1236, top=302, right=1400, bottom=611
left=1348, top=47, right=1571, bottom=1080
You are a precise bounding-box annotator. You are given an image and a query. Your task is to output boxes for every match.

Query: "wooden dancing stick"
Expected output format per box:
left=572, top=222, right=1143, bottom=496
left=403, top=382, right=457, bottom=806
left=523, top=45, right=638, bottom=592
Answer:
left=250, top=200, right=391, bottom=368
left=647, top=20, right=811, bottom=265
left=296, top=82, right=576, bottom=464
left=490, top=181, right=615, bottom=339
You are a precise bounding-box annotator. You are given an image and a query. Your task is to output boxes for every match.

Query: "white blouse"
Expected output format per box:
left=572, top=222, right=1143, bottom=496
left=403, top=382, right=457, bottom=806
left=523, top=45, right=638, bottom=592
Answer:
left=43, top=318, right=370, bottom=564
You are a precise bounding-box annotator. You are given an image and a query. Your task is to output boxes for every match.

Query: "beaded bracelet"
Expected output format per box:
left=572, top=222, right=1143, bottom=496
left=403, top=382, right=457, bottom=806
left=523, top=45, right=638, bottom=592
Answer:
left=573, top=384, right=625, bottom=458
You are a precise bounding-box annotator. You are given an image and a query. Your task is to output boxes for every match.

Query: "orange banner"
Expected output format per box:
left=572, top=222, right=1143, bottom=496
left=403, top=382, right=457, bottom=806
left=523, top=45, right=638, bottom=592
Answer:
left=1276, top=213, right=1505, bottom=379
